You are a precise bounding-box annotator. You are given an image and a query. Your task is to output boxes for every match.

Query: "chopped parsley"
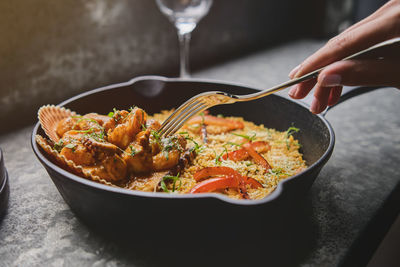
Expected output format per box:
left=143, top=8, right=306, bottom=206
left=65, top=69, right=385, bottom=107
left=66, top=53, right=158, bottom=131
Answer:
left=65, top=143, right=77, bottom=152
left=150, top=130, right=161, bottom=144
left=129, top=145, right=137, bottom=156
left=53, top=139, right=64, bottom=152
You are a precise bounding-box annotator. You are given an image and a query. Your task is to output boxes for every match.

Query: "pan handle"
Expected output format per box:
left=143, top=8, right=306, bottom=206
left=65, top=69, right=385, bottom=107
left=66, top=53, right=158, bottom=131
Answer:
left=321, top=86, right=389, bottom=116
left=296, top=86, right=389, bottom=116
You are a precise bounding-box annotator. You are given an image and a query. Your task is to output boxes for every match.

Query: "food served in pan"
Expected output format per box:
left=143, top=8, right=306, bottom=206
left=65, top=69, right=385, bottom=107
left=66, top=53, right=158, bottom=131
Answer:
left=36, top=105, right=306, bottom=200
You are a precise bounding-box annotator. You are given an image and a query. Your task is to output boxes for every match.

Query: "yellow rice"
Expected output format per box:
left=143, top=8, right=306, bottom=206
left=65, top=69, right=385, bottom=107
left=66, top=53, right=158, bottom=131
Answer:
left=148, top=111, right=307, bottom=200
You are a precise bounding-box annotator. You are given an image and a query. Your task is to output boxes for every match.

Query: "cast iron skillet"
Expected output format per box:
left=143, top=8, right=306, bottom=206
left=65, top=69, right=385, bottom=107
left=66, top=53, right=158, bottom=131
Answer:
left=0, top=148, right=9, bottom=219
left=31, top=76, right=380, bottom=230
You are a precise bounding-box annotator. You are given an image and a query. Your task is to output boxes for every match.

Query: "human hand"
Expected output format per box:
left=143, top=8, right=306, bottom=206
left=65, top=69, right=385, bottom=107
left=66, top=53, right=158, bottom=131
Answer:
left=288, top=0, right=400, bottom=114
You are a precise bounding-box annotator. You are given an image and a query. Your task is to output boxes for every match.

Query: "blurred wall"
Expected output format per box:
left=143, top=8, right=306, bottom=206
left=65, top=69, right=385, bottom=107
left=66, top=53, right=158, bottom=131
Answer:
left=0, top=0, right=322, bottom=132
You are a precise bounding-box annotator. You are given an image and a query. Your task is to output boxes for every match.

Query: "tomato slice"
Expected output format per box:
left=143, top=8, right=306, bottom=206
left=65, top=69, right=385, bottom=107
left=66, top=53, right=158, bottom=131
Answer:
left=190, top=176, right=239, bottom=193
left=187, top=115, right=244, bottom=131
left=243, top=143, right=271, bottom=170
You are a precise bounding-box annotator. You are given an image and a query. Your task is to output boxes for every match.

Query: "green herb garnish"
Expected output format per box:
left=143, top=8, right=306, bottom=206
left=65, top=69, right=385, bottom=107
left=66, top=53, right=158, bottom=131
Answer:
left=269, top=168, right=287, bottom=176
left=227, top=141, right=241, bottom=147
left=65, top=143, right=77, bottom=152
left=53, top=139, right=64, bottom=152
left=129, top=145, right=137, bottom=156
left=285, top=126, right=300, bottom=137
left=231, top=132, right=257, bottom=142
left=161, top=174, right=181, bottom=193
left=214, top=146, right=228, bottom=165
left=151, top=130, right=161, bottom=143
left=285, top=126, right=300, bottom=150
left=179, top=132, right=202, bottom=153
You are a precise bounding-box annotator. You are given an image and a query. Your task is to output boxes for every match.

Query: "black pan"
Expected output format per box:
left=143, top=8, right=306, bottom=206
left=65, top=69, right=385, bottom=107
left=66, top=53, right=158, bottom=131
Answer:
left=0, top=148, right=9, bottom=219
left=31, top=76, right=379, bottom=232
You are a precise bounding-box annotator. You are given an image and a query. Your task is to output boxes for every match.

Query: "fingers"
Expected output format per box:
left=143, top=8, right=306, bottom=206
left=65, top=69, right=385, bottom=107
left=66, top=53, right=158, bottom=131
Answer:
left=327, top=86, right=342, bottom=106
left=308, top=58, right=400, bottom=113
left=289, top=2, right=400, bottom=79
left=287, top=0, right=400, bottom=113
left=288, top=79, right=316, bottom=99
left=309, top=86, right=342, bottom=114
left=318, top=59, right=400, bottom=87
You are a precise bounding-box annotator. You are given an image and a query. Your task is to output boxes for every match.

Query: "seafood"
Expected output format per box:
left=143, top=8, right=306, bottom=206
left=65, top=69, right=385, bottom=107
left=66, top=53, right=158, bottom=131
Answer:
left=37, top=105, right=190, bottom=186
left=37, top=105, right=307, bottom=200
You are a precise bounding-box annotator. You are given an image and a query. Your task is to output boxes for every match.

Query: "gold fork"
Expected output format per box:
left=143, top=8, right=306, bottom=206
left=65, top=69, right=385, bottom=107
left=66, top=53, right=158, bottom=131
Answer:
left=158, top=38, right=400, bottom=137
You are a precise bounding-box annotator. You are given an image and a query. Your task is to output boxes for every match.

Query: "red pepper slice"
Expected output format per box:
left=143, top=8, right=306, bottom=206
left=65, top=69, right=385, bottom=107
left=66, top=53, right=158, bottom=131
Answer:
left=193, top=166, right=240, bottom=181
left=187, top=115, right=244, bottom=131
left=243, top=143, right=271, bottom=171
left=242, top=176, right=263, bottom=188
left=222, top=141, right=270, bottom=161
left=222, top=147, right=248, bottom=161
left=193, top=166, right=263, bottom=190
left=190, top=176, right=239, bottom=193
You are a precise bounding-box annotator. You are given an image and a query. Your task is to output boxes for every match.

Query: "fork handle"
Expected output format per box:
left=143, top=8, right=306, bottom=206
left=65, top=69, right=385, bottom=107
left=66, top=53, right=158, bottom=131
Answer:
left=236, top=37, right=400, bottom=101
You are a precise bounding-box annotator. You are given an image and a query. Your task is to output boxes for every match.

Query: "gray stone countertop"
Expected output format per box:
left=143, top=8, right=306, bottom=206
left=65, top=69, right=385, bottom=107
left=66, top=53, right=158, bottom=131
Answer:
left=1, top=40, right=399, bottom=267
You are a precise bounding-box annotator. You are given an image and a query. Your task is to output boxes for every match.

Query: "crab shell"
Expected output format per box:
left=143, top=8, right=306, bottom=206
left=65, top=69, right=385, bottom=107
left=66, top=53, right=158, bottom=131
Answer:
left=38, top=105, right=77, bottom=143
left=35, top=135, right=115, bottom=187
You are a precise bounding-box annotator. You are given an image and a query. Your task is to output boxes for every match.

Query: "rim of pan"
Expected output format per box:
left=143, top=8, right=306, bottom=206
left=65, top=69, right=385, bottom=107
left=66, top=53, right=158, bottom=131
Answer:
left=31, top=76, right=335, bottom=206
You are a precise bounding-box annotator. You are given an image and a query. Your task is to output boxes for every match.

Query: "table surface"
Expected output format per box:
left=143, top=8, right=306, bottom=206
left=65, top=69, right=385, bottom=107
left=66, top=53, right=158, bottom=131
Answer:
left=1, top=40, right=399, bottom=267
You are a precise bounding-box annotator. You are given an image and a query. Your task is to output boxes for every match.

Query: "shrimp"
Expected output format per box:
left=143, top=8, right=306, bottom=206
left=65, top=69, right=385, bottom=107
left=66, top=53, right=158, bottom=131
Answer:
left=56, top=113, right=106, bottom=138
left=107, top=108, right=146, bottom=149
left=123, top=130, right=153, bottom=174
left=58, top=129, right=128, bottom=182
left=153, top=150, right=181, bottom=171
left=59, top=130, right=95, bottom=166
left=152, top=135, right=187, bottom=171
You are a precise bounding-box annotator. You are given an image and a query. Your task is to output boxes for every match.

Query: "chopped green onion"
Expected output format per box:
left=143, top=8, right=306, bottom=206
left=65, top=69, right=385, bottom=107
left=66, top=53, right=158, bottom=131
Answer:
left=285, top=126, right=300, bottom=150
left=227, top=141, right=241, bottom=147
left=161, top=174, right=181, bottom=193
left=231, top=132, right=256, bottom=141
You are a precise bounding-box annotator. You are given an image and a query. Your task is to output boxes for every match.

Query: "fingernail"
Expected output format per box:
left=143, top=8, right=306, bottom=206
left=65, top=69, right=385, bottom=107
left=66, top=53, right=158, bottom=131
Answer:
left=319, top=74, right=341, bottom=87
left=310, top=97, right=320, bottom=113
left=288, top=85, right=298, bottom=97
left=289, top=65, right=301, bottom=78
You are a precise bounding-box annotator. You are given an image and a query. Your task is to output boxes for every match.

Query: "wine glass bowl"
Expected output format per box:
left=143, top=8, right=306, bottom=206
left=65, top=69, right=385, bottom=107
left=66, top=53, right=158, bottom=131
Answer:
left=156, top=0, right=213, bottom=77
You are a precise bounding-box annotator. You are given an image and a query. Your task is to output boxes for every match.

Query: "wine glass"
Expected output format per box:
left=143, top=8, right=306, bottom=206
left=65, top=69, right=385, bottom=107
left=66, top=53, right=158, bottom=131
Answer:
left=156, top=0, right=213, bottom=78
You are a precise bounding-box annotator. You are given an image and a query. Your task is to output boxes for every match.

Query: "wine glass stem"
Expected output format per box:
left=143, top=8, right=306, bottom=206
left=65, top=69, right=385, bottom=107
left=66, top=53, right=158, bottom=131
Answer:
left=178, top=32, right=191, bottom=78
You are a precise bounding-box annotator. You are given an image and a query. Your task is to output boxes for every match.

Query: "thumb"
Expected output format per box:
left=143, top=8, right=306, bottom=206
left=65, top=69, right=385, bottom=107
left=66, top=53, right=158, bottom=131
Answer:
left=317, top=59, right=400, bottom=89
